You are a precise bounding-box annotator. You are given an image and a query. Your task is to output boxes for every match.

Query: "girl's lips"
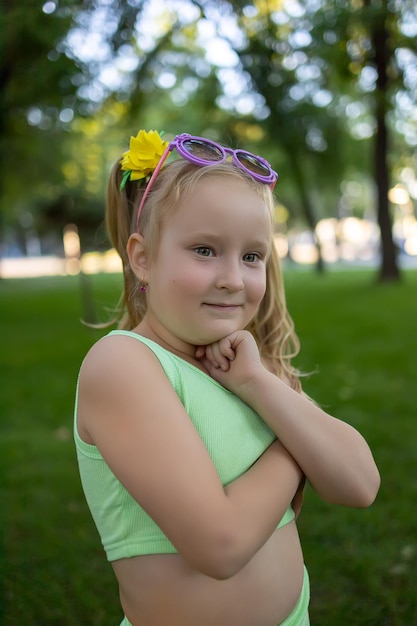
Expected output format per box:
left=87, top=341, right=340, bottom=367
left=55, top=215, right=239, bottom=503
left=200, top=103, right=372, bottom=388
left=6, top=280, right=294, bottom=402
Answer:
left=203, top=303, right=242, bottom=309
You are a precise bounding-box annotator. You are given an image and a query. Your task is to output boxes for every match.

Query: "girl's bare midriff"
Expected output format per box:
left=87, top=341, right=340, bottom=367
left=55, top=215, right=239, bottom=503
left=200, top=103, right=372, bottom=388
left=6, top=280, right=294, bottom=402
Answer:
left=112, top=521, right=304, bottom=626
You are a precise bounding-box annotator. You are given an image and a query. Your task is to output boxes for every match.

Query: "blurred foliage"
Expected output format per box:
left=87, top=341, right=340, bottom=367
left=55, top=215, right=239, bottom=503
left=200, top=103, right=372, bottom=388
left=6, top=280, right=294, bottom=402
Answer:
left=1, top=0, right=416, bottom=275
left=1, top=1, right=82, bottom=212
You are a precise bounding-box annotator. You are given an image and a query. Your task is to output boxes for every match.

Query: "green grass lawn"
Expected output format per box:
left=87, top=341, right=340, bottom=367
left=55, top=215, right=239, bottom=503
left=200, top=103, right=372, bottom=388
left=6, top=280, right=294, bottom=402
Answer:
left=1, top=268, right=417, bottom=625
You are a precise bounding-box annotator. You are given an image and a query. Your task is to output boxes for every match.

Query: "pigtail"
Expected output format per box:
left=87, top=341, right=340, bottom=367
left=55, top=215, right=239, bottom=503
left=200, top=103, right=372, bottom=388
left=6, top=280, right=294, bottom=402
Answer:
left=105, top=160, right=145, bottom=330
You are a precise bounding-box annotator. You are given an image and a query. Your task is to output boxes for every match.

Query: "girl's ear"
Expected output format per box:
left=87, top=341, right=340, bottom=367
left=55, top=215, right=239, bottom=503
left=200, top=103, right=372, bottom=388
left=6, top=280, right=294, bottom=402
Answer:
left=126, top=233, right=148, bottom=280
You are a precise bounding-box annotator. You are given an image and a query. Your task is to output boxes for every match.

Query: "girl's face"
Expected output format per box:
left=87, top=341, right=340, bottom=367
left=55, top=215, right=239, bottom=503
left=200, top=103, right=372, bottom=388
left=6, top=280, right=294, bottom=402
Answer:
left=144, top=176, right=271, bottom=354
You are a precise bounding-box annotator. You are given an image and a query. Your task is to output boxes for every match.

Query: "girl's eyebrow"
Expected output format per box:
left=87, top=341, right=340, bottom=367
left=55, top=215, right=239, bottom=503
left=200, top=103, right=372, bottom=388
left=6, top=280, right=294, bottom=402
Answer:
left=185, top=231, right=269, bottom=248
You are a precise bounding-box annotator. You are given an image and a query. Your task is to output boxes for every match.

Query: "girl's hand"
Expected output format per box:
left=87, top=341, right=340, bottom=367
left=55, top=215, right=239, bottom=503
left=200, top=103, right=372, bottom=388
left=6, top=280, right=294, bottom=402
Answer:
left=195, top=330, right=265, bottom=396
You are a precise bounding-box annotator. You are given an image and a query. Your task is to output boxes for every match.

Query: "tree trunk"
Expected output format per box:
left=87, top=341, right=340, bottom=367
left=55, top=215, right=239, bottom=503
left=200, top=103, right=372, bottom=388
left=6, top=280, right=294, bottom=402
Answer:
left=286, top=144, right=325, bottom=273
left=368, top=0, right=400, bottom=281
left=374, top=94, right=399, bottom=281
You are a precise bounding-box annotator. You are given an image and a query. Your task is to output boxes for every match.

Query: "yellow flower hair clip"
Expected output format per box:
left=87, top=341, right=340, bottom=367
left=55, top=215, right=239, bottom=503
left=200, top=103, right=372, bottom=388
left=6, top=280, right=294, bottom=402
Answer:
left=120, top=129, right=169, bottom=191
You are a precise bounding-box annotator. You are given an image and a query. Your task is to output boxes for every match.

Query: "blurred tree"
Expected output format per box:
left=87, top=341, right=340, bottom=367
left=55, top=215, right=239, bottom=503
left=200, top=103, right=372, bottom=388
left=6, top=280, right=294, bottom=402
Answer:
left=193, top=0, right=417, bottom=280
left=333, top=0, right=416, bottom=280
left=0, top=0, right=227, bottom=254
left=1, top=2, right=78, bottom=213
left=0, top=0, right=147, bottom=253
left=347, top=0, right=417, bottom=281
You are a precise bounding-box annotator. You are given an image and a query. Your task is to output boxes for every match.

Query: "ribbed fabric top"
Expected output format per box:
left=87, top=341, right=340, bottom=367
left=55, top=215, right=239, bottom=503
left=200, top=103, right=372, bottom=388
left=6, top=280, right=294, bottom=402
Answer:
left=74, top=330, right=295, bottom=561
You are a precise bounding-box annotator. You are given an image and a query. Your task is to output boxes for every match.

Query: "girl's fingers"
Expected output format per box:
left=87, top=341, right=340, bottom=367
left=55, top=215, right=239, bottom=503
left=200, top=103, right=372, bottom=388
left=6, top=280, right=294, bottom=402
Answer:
left=218, top=337, right=236, bottom=360
left=205, top=347, right=221, bottom=370
left=196, top=333, right=242, bottom=374
left=206, top=343, right=230, bottom=371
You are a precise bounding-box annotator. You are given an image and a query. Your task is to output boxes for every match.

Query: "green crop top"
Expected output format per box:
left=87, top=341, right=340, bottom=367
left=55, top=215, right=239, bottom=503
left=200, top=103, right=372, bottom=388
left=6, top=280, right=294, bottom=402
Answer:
left=74, top=330, right=295, bottom=562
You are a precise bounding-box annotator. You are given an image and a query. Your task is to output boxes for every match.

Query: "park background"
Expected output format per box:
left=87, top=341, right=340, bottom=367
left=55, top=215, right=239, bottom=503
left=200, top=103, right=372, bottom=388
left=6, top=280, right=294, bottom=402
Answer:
left=1, top=1, right=417, bottom=624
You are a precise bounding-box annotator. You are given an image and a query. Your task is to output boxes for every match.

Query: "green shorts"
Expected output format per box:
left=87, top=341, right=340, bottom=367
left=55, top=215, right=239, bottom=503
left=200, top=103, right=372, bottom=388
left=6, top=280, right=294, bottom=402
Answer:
left=279, top=566, right=310, bottom=626
left=120, top=566, right=310, bottom=626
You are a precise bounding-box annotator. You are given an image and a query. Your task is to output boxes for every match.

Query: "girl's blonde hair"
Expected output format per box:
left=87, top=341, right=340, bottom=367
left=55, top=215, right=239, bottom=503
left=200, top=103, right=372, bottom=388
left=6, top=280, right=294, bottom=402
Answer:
left=106, top=156, right=302, bottom=392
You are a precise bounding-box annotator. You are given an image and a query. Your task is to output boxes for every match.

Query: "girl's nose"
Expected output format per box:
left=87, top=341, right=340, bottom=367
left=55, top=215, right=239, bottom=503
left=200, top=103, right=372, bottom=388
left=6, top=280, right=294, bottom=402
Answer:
left=216, top=259, right=244, bottom=291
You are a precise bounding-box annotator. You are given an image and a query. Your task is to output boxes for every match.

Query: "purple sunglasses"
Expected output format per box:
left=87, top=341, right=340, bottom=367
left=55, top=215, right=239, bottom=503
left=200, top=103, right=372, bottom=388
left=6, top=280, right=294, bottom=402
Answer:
left=136, top=133, right=278, bottom=225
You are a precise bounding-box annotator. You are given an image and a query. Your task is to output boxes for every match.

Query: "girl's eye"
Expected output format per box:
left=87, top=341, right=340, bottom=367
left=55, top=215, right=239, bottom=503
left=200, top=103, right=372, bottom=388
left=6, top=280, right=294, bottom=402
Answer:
left=243, top=252, right=260, bottom=263
left=194, top=246, right=213, bottom=257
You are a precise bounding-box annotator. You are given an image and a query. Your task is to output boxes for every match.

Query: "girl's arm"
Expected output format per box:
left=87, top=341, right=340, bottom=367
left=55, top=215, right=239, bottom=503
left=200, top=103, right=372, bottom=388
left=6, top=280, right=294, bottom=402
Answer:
left=77, top=335, right=302, bottom=580
left=197, top=331, right=380, bottom=508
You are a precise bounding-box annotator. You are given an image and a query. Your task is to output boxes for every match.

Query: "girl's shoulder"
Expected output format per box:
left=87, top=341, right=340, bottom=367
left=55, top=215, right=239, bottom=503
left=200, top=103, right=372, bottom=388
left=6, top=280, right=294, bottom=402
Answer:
left=79, top=330, right=173, bottom=393
left=83, top=329, right=152, bottom=362
left=76, top=331, right=185, bottom=443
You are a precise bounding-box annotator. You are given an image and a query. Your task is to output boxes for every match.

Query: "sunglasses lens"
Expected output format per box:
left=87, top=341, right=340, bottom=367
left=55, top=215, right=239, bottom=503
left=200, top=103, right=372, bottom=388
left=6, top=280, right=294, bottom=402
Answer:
left=183, top=139, right=223, bottom=162
left=237, top=153, right=271, bottom=177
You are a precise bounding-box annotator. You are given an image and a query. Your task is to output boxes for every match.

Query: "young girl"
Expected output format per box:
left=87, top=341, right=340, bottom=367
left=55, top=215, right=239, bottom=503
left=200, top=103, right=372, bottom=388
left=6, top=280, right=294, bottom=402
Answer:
left=74, top=130, right=380, bottom=626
